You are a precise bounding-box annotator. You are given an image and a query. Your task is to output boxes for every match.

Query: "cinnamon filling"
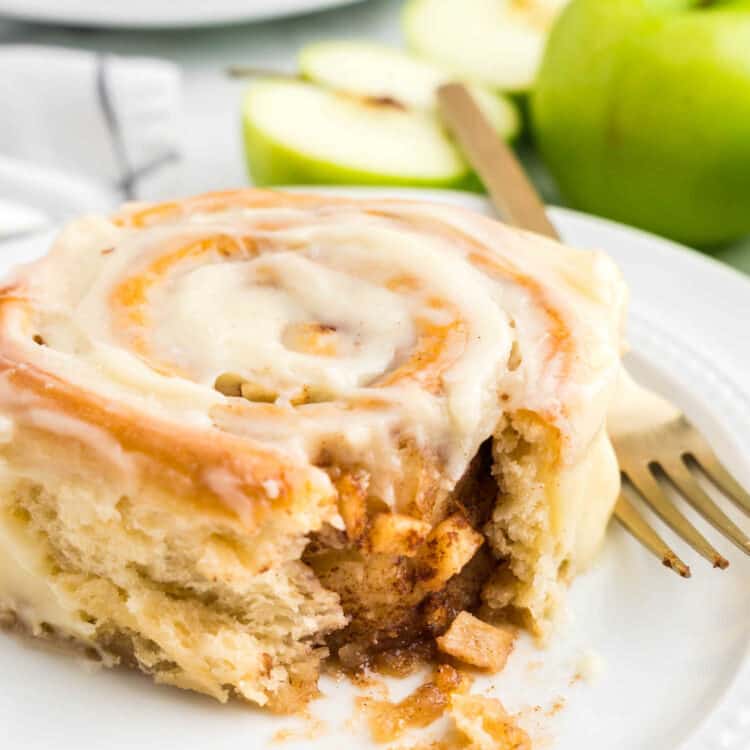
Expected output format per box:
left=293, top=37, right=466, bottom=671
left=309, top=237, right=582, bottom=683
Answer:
left=303, top=441, right=503, bottom=670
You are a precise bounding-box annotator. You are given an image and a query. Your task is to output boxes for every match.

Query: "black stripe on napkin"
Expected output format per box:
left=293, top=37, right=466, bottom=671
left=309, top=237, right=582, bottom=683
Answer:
left=96, top=54, right=135, bottom=199
left=96, top=54, right=179, bottom=200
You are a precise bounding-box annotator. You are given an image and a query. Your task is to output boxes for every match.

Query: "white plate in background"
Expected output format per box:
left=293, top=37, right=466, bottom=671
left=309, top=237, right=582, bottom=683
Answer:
left=0, top=188, right=748, bottom=750
left=0, top=0, right=367, bottom=28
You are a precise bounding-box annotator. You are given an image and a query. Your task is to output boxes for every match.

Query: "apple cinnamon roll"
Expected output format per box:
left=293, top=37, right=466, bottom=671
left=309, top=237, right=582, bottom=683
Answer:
left=0, top=189, right=625, bottom=709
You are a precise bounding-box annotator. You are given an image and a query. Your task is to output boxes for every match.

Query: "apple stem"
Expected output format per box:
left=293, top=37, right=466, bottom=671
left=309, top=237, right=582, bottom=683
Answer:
left=226, top=66, right=299, bottom=80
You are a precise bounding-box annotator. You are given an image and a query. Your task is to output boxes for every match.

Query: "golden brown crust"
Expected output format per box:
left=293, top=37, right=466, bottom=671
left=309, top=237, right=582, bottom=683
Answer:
left=0, top=349, right=325, bottom=529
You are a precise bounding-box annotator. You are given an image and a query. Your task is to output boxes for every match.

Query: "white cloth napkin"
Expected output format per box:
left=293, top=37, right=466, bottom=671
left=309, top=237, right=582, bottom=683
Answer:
left=0, top=44, right=181, bottom=232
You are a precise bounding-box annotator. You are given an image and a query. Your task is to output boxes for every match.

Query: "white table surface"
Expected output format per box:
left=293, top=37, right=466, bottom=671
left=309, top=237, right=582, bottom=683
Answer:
left=0, top=0, right=403, bottom=197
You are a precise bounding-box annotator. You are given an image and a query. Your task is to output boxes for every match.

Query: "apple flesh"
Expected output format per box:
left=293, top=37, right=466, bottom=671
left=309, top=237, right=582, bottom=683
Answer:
left=403, top=0, right=569, bottom=93
left=242, top=78, right=473, bottom=188
left=533, top=0, right=750, bottom=247
left=299, top=41, right=520, bottom=139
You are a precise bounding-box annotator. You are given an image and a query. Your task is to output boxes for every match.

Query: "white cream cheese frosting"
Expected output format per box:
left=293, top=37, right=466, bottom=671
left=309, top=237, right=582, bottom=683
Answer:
left=2, top=194, right=624, bottom=512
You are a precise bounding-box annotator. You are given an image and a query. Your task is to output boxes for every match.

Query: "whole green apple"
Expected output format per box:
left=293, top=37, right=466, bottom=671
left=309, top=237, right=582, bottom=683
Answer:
left=533, top=0, right=750, bottom=247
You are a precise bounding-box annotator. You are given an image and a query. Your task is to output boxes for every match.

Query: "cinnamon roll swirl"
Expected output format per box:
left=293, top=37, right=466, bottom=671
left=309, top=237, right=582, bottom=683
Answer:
left=0, top=190, right=625, bottom=709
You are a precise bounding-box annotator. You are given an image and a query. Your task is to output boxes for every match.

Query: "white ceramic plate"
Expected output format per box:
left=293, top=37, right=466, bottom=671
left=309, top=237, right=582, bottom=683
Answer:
left=0, top=0, right=366, bottom=28
left=1, top=188, right=749, bottom=750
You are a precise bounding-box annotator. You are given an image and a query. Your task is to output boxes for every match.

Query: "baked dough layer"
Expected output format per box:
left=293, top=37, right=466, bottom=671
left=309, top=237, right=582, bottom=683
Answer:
left=0, top=190, right=626, bottom=707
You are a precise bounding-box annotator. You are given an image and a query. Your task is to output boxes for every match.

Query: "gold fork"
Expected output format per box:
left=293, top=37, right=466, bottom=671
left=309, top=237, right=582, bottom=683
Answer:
left=438, top=82, right=750, bottom=577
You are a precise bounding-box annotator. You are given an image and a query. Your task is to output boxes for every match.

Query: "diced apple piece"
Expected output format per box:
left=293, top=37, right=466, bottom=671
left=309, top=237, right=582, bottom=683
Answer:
left=436, top=611, right=516, bottom=672
left=417, top=513, right=484, bottom=592
left=369, top=512, right=431, bottom=556
left=334, top=470, right=369, bottom=543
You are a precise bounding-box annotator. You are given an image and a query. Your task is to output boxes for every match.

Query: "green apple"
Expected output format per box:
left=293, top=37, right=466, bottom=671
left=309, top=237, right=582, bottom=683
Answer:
left=242, top=41, right=520, bottom=190
left=403, top=0, right=570, bottom=93
left=533, top=0, right=750, bottom=247
left=242, top=78, right=473, bottom=188
left=298, top=41, right=520, bottom=139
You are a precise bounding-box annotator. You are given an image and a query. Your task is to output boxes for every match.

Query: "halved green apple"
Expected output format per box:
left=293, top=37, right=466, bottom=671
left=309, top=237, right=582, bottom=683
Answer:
left=403, top=0, right=569, bottom=93
left=242, top=78, right=473, bottom=188
left=298, top=41, right=519, bottom=139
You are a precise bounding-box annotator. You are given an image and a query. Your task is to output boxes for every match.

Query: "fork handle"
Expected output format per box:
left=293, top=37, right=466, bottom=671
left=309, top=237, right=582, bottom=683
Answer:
left=437, top=83, right=559, bottom=240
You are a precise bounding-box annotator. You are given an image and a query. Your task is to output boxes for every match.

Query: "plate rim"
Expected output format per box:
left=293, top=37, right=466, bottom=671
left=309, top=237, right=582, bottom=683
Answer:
left=0, top=0, right=366, bottom=29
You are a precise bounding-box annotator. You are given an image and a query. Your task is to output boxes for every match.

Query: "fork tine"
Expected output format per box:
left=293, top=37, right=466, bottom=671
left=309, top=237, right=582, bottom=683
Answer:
left=688, top=449, right=750, bottom=517
left=662, top=460, right=750, bottom=557
left=661, top=460, right=750, bottom=555
left=614, top=494, right=691, bottom=577
left=625, top=468, right=729, bottom=569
